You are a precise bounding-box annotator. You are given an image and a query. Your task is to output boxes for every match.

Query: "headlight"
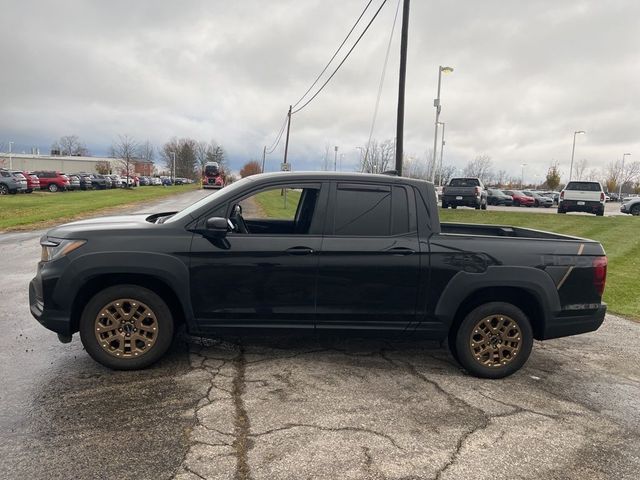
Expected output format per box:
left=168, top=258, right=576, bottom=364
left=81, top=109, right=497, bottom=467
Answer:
left=40, top=238, right=86, bottom=262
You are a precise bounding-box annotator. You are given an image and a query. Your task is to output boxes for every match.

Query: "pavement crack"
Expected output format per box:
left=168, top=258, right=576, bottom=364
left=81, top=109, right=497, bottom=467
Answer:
left=362, top=446, right=387, bottom=480
left=250, top=423, right=404, bottom=451
left=232, top=345, right=252, bottom=480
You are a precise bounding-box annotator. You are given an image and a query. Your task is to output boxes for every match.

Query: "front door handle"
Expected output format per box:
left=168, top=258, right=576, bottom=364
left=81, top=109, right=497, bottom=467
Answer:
left=386, top=247, right=415, bottom=256
left=286, top=246, right=315, bottom=255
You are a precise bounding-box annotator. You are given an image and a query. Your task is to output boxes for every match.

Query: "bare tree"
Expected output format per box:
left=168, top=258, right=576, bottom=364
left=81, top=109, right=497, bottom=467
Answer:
left=52, top=135, right=89, bottom=156
left=137, top=141, right=155, bottom=163
left=110, top=135, right=138, bottom=187
left=463, top=155, right=493, bottom=184
left=494, top=169, right=508, bottom=187
left=574, top=159, right=588, bottom=180
left=359, top=139, right=394, bottom=173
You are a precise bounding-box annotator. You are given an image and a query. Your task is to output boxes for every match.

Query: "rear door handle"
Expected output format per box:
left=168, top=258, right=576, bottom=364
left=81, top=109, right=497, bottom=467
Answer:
left=286, top=246, right=315, bottom=255
left=386, top=247, right=415, bottom=256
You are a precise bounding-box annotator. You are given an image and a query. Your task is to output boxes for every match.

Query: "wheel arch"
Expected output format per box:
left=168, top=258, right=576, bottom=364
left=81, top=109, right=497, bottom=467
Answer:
left=70, top=273, right=190, bottom=335
left=435, top=267, right=560, bottom=340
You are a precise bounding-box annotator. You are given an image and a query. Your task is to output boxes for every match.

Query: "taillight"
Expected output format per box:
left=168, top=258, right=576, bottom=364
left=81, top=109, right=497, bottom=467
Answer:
left=474, top=186, right=481, bottom=196
left=593, top=256, right=607, bottom=297
left=600, top=192, right=605, bottom=202
left=560, top=191, right=565, bottom=200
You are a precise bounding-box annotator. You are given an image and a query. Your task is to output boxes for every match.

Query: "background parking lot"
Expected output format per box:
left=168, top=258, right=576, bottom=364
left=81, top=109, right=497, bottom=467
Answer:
left=1, top=191, right=639, bottom=480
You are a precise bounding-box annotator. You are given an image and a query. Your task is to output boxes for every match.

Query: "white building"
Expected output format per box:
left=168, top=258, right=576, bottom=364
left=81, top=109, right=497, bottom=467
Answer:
left=0, top=153, right=113, bottom=173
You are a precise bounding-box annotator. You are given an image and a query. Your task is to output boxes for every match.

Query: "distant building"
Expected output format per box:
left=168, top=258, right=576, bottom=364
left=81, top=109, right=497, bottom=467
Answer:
left=0, top=153, right=113, bottom=174
left=132, top=159, right=154, bottom=176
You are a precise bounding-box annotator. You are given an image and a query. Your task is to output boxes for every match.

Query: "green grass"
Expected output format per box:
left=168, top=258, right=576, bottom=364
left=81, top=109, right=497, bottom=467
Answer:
left=254, top=189, right=301, bottom=219
left=440, top=209, right=639, bottom=320
left=0, top=185, right=198, bottom=230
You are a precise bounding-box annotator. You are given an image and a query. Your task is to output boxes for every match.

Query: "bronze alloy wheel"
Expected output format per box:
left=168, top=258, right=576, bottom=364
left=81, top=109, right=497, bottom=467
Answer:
left=94, top=298, right=159, bottom=358
left=469, top=314, right=522, bottom=368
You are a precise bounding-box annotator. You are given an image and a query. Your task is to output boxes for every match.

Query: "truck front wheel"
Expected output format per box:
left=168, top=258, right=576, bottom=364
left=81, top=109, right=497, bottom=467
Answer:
left=453, top=302, right=533, bottom=379
left=79, top=285, right=174, bottom=370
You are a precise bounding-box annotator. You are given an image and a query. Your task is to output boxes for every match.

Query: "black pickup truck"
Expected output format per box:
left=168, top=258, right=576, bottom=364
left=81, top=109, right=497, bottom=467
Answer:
left=30, top=172, right=607, bottom=378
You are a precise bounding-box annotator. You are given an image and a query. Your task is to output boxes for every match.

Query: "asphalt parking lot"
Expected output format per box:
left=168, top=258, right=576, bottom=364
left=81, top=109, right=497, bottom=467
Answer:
left=1, top=190, right=639, bottom=480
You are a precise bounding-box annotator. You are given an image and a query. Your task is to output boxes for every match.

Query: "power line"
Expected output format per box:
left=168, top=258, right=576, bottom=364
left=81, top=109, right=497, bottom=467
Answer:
left=291, top=0, right=374, bottom=110
left=364, top=0, right=401, bottom=164
left=291, top=0, right=389, bottom=115
left=265, top=113, right=288, bottom=154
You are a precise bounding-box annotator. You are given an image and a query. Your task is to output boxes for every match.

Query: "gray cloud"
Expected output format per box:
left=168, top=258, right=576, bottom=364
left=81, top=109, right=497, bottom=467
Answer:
left=1, top=0, right=639, bottom=180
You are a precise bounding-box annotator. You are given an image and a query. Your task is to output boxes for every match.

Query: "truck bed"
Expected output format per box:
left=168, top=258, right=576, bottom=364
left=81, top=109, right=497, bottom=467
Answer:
left=440, top=222, right=586, bottom=241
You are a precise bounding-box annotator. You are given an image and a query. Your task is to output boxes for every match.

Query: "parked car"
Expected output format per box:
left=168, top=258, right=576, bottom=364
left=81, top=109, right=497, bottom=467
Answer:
left=522, top=191, right=554, bottom=208
left=107, top=175, right=122, bottom=188
left=150, top=177, right=162, bottom=186
left=95, top=174, right=112, bottom=189
left=65, top=174, right=82, bottom=191
left=30, top=172, right=608, bottom=379
left=503, top=190, right=535, bottom=207
left=20, top=171, right=41, bottom=193
left=0, top=168, right=28, bottom=194
left=442, top=177, right=488, bottom=209
left=620, top=197, right=640, bottom=216
left=161, top=176, right=173, bottom=186
left=121, top=176, right=139, bottom=187
left=540, top=191, right=560, bottom=205
left=86, top=173, right=107, bottom=190
left=32, top=171, right=71, bottom=192
left=558, top=181, right=605, bottom=216
left=138, top=176, right=151, bottom=186
left=487, top=189, right=513, bottom=206
left=73, top=173, right=94, bottom=191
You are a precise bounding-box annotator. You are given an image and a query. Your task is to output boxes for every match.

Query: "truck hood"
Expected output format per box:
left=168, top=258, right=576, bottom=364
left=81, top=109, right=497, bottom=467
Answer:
left=45, top=214, right=157, bottom=238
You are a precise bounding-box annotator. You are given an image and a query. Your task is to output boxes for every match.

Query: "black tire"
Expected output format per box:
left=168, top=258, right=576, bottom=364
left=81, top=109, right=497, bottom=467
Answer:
left=514, top=200, right=520, bottom=207
left=451, top=205, right=457, bottom=209
left=48, top=183, right=59, bottom=193
left=453, top=302, right=533, bottom=379
left=79, top=285, right=174, bottom=370
left=631, top=205, right=640, bottom=216
left=481, top=200, right=487, bottom=210
left=442, top=202, right=448, bottom=209
left=596, top=209, right=604, bottom=217
left=0, top=184, right=8, bottom=195
left=534, top=200, right=539, bottom=207
left=558, top=209, right=566, bottom=214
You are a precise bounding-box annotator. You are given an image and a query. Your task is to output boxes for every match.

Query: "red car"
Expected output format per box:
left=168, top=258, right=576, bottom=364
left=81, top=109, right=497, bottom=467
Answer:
left=22, top=171, right=41, bottom=193
left=503, top=190, right=535, bottom=207
left=32, top=171, right=71, bottom=192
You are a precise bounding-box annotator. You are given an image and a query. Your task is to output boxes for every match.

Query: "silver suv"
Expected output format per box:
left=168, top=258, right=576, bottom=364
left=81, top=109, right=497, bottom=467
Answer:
left=0, top=169, right=28, bottom=195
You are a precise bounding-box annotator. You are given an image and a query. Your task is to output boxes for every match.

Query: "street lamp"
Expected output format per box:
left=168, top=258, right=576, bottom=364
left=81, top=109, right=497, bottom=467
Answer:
left=8, top=141, right=13, bottom=169
left=521, top=163, right=527, bottom=188
left=569, top=130, right=585, bottom=181
left=437, top=121, right=446, bottom=186
left=334, top=146, right=338, bottom=172
left=619, top=153, right=632, bottom=201
left=431, top=66, right=453, bottom=183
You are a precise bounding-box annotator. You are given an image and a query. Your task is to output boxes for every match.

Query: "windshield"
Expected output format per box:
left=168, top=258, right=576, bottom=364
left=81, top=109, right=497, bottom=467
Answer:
left=164, top=177, right=254, bottom=223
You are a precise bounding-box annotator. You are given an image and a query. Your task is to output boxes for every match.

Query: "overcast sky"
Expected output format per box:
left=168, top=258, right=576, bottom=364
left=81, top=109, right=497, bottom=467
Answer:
left=1, top=0, right=639, bottom=181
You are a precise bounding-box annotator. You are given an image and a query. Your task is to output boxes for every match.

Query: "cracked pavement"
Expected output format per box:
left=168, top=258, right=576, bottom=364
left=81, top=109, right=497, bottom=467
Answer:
left=1, top=189, right=639, bottom=479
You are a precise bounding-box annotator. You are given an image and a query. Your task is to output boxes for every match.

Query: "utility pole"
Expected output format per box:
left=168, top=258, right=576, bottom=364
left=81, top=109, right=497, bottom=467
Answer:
left=8, top=141, right=13, bottom=169
left=283, top=106, right=292, bottom=165
left=334, top=146, right=338, bottom=171
left=395, top=0, right=410, bottom=176
left=431, top=66, right=453, bottom=182
left=261, top=145, right=266, bottom=173
left=569, top=130, right=585, bottom=181
left=619, top=153, right=631, bottom=201
left=171, top=152, right=176, bottom=184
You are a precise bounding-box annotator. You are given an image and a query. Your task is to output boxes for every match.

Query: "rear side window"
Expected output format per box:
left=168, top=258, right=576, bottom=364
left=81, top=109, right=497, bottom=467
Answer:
left=565, top=182, right=601, bottom=191
left=449, top=178, right=480, bottom=187
left=334, top=184, right=391, bottom=236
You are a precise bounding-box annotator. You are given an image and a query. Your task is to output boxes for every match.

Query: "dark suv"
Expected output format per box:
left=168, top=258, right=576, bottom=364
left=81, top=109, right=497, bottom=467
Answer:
left=0, top=168, right=28, bottom=194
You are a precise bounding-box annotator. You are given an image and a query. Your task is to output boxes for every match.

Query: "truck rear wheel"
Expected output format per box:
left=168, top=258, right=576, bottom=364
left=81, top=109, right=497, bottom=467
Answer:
left=79, top=285, right=174, bottom=370
left=454, top=302, right=533, bottom=379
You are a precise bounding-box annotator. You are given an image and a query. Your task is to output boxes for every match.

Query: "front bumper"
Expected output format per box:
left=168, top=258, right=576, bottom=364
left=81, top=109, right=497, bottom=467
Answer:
left=540, top=304, right=606, bottom=340
left=29, top=260, right=73, bottom=337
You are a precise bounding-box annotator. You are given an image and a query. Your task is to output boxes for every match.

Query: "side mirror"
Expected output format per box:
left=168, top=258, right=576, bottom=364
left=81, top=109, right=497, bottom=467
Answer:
left=205, top=217, right=230, bottom=238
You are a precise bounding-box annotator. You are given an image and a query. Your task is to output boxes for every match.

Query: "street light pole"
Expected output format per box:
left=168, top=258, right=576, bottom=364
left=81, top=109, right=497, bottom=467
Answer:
left=171, top=152, right=176, bottom=183
left=261, top=145, right=266, bottom=173
left=437, top=121, right=445, bottom=186
left=431, top=66, right=453, bottom=183
left=569, top=130, right=585, bottom=181
left=619, top=153, right=632, bottom=201
left=334, top=146, right=338, bottom=171
left=8, top=141, right=13, bottom=169
left=521, top=163, right=527, bottom=188
left=395, top=0, right=410, bottom=176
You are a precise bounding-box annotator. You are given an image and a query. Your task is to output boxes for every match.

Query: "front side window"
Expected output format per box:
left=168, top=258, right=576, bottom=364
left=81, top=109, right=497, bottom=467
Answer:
left=229, top=184, right=321, bottom=235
